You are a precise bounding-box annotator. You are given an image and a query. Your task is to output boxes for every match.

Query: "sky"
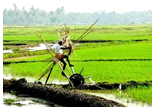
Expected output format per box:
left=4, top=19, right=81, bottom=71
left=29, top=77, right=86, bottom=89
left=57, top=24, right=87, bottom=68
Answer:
left=1, top=0, right=153, bottom=13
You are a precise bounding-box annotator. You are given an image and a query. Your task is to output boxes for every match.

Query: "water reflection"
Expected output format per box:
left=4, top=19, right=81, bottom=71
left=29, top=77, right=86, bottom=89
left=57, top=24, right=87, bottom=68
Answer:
left=3, top=50, right=13, bottom=53
left=28, top=43, right=56, bottom=51
left=3, top=43, right=56, bottom=53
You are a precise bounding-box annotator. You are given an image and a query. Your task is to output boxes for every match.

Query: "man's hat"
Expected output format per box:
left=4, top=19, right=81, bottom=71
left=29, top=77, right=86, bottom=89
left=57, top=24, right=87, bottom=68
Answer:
left=58, top=39, right=63, bottom=44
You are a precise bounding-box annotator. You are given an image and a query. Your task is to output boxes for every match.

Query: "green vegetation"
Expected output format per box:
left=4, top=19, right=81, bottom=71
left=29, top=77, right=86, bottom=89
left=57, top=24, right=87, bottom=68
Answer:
left=3, top=24, right=152, bottom=41
left=3, top=50, right=49, bottom=59
left=3, top=40, right=152, bottom=83
left=115, top=86, right=152, bottom=105
left=82, top=85, right=152, bottom=106
left=3, top=60, right=151, bottom=83
left=4, top=98, right=16, bottom=105
left=3, top=24, right=152, bottom=105
left=71, top=41, right=152, bottom=60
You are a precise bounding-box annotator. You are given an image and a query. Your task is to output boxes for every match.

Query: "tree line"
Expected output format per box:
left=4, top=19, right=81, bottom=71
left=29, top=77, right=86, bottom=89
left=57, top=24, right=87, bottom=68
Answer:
left=3, top=4, right=152, bottom=25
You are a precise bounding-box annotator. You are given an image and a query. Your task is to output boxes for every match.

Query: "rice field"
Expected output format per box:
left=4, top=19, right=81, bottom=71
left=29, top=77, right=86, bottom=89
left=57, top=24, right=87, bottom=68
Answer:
left=3, top=41, right=152, bottom=82
left=3, top=24, right=152, bottom=41
left=3, top=24, right=152, bottom=105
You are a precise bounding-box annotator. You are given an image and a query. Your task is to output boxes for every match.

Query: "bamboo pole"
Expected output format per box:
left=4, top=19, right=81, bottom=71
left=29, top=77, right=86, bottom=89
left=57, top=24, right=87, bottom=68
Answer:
left=72, top=19, right=99, bottom=47
left=75, top=30, right=91, bottom=45
left=36, top=33, right=74, bottom=87
left=45, top=61, right=56, bottom=84
left=36, top=33, right=54, bottom=57
left=38, top=62, right=55, bottom=80
left=66, top=67, right=72, bottom=76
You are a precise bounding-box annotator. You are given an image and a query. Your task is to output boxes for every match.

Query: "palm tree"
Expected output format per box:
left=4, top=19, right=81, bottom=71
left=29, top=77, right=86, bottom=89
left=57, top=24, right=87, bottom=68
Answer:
left=28, top=6, right=36, bottom=25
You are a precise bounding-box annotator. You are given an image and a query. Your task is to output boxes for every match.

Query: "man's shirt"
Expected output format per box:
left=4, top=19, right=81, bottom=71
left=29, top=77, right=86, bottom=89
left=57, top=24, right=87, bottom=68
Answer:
left=55, top=44, right=63, bottom=54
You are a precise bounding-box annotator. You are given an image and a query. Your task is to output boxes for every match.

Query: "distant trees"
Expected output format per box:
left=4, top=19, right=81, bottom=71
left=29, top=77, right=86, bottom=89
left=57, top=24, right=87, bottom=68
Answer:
left=3, top=4, right=152, bottom=25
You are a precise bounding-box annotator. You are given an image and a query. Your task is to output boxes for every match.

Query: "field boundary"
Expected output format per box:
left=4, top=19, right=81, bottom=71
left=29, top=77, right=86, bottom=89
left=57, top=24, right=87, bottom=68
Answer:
left=3, top=58, right=152, bottom=65
left=3, top=39, right=151, bottom=43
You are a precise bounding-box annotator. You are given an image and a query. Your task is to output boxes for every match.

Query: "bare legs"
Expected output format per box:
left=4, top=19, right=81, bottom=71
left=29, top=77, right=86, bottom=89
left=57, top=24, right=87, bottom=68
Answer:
left=59, top=55, right=74, bottom=76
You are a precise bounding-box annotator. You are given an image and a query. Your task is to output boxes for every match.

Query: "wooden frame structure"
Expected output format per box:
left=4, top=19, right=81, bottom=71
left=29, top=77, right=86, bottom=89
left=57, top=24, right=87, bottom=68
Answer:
left=36, top=33, right=74, bottom=86
left=35, top=19, right=99, bottom=87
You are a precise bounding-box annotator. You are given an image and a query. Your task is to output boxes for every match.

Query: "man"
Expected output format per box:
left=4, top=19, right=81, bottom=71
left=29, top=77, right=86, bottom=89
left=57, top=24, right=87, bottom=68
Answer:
left=55, top=39, right=74, bottom=77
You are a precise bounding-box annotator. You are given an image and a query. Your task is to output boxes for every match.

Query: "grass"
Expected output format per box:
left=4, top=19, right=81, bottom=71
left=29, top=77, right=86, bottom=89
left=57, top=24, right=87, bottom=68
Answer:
left=3, top=40, right=152, bottom=60
left=3, top=24, right=152, bottom=41
left=126, top=86, right=152, bottom=105
left=83, top=85, right=152, bottom=106
left=115, top=85, right=152, bottom=105
left=71, top=41, right=152, bottom=60
left=3, top=62, right=69, bottom=82
left=4, top=98, right=16, bottom=105
left=3, top=60, right=152, bottom=83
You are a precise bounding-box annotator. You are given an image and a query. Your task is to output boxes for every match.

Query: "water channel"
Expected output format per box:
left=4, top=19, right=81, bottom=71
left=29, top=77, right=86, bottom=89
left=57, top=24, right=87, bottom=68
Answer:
left=3, top=43, right=56, bottom=53
left=3, top=92, right=59, bottom=107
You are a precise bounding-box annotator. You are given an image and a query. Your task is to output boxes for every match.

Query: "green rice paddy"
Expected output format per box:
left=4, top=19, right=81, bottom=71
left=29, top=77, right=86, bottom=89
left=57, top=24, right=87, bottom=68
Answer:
left=3, top=24, right=152, bottom=105
left=3, top=24, right=152, bottom=41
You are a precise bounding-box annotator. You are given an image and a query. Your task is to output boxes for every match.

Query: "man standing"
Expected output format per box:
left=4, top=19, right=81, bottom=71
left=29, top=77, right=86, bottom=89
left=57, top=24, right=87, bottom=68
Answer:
left=55, top=39, right=74, bottom=77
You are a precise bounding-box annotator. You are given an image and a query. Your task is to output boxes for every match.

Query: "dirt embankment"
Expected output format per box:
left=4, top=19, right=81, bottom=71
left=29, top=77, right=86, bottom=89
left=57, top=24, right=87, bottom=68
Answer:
left=48, top=80, right=152, bottom=90
left=3, top=78, right=125, bottom=107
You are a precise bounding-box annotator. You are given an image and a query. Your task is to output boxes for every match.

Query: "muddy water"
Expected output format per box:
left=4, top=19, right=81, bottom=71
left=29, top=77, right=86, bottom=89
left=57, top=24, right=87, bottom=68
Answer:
left=3, top=43, right=56, bottom=53
left=3, top=74, right=64, bottom=107
left=28, top=43, right=56, bottom=51
left=3, top=92, right=60, bottom=107
left=4, top=89, right=151, bottom=107
left=3, top=50, right=13, bottom=53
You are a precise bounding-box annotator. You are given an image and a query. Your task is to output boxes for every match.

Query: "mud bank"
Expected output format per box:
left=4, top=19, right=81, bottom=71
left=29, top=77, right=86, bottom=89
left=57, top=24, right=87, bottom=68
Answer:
left=49, top=80, right=152, bottom=90
left=3, top=78, right=125, bottom=107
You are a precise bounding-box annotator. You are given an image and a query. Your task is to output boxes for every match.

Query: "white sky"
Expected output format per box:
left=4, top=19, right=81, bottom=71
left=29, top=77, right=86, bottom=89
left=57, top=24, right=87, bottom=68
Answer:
left=1, top=0, right=153, bottom=13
